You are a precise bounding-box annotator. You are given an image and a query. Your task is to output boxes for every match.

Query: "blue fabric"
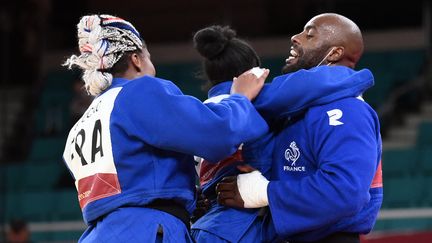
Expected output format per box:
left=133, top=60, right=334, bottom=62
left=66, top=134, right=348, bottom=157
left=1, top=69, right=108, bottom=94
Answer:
left=199, top=133, right=275, bottom=197
left=254, top=65, right=374, bottom=122
left=268, top=96, right=382, bottom=241
left=79, top=207, right=192, bottom=243
left=191, top=133, right=273, bottom=242
left=192, top=66, right=375, bottom=242
left=191, top=203, right=263, bottom=243
left=63, top=73, right=269, bottom=243
left=192, top=83, right=274, bottom=243
left=200, top=81, right=275, bottom=195
left=206, top=66, right=374, bottom=124
left=111, top=76, right=268, bottom=163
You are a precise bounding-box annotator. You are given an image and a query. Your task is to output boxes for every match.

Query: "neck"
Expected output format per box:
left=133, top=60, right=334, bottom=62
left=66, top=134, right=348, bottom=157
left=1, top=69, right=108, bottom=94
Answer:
left=336, top=60, right=356, bottom=69
left=114, top=71, right=142, bottom=80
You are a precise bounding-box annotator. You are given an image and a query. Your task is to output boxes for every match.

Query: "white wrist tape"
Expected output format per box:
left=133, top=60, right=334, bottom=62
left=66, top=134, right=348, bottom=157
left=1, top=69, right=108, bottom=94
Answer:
left=237, top=170, right=269, bottom=208
left=249, top=67, right=265, bottom=78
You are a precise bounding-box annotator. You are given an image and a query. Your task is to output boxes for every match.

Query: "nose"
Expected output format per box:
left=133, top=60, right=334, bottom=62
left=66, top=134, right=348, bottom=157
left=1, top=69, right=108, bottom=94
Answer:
left=290, top=33, right=300, bottom=45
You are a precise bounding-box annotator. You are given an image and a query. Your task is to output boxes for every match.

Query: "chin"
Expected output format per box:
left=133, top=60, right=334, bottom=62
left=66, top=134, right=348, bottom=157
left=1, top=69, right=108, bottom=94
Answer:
left=282, top=64, right=299, bottom=74
left=282, top=57, right=302, bottom=74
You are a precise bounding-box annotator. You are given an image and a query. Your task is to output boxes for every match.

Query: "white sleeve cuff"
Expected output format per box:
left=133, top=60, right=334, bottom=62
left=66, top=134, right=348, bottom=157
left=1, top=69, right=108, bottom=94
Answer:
left=237, top=170, right=269, bottom=208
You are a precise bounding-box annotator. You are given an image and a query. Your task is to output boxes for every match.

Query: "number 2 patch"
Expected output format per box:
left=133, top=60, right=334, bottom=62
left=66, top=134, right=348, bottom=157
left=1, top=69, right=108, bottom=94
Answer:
left=327, top=109, right=344, bottom=126
left=63, top=87, right=122, bottom=209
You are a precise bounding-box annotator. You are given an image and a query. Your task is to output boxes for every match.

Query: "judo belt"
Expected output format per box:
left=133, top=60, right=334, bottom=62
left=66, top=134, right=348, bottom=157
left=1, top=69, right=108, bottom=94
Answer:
left=146, top=199, right=190, bottom=230
left=289, top=232, right=359, bottom=243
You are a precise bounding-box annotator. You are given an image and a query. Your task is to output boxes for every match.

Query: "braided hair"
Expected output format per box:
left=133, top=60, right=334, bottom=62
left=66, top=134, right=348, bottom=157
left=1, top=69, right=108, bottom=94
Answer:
left=64, top=14, right=143, bottom=96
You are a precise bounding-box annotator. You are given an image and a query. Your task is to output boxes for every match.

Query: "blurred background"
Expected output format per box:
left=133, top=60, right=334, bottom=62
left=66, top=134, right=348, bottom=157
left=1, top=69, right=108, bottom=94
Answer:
left=0, top=0, right=431, bottom=242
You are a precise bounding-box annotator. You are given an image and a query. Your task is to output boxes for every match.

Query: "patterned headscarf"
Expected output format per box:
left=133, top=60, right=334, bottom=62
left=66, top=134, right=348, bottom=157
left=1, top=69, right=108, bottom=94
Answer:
left=64, top=14, right=144, bottom=96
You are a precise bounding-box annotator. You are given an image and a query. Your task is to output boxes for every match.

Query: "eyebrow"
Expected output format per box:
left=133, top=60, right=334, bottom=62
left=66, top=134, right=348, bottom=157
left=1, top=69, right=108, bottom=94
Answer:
left=304, top=25, right=317, bottom=31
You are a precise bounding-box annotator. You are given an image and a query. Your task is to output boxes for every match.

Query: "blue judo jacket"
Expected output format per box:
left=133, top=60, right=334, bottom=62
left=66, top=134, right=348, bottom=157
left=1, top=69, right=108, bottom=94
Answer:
left=191, top=83, right=275, bottom=243
left=197, top=65, right=376, bottom=197
left=268, top=67, right=383, bottom=242
left=192, top=66, right=381, bottom=242
left=62, top=75, right=268, bottom=225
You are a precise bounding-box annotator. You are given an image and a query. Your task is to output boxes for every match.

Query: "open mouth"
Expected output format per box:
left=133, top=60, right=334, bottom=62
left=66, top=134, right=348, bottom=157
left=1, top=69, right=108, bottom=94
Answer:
left=285, top=48, right=299, bottom=63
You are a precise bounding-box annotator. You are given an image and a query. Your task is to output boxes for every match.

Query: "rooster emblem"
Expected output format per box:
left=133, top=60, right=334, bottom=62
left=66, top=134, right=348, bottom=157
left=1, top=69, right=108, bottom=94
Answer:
left=284, top=141, right=300, bottom=166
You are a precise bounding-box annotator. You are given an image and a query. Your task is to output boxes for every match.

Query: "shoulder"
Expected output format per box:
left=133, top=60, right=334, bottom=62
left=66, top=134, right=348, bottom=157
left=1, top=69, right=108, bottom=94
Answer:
left=111, top=76, right=183, bottom=114
left=306, top=97, right=378, bottom=126
left=118, top=75, right=182, bottom=99
left=313, top=96, right=373, bottom=111
left=273, top=65, right=371, bottom=80
left=123, top=75, right=179, bottom=91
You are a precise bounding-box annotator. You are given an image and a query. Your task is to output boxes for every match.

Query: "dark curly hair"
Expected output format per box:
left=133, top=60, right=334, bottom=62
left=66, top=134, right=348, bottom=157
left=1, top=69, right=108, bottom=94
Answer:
left=193, top=25, right=261, bottom=91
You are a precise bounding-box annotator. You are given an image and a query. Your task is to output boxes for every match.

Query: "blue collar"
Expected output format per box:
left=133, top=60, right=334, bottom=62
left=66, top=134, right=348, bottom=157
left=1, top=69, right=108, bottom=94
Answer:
left=207, top=81, right=232, bottom=98
left=111, top=77, right=130, bottom=88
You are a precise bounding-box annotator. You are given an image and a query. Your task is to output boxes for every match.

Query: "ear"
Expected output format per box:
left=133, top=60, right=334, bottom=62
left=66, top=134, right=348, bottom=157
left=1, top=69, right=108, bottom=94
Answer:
left=130, top=53, right=142, bottom=73
left=327, top=46, right=344, bottom=63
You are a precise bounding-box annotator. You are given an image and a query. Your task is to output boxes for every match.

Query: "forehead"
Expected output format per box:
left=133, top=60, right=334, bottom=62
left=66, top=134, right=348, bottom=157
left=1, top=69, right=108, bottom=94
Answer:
left=304, top=16, right=337, bottom=35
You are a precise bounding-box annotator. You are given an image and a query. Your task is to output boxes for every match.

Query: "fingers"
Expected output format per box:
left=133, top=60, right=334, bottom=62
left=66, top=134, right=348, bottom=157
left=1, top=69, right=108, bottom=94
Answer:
left=216, top=181, right=236, bottom=193
left=216, top=176, right=237, bottom=192
left=257, top=69, right=270, bottom=86
left=216, top=176, right=246, bottom=208
left=217, top=191, right=245, bottom=208
left=216, top=177, right=238, bottom=204
left=239, top=69, right=269, bottom=84
left=230, top=68, right=269, bottom=100
left=217, top=190, right=236, bottom=200
left=217, top=198, right=239, bottom=207
left=260, top=69, right=270, bottom=80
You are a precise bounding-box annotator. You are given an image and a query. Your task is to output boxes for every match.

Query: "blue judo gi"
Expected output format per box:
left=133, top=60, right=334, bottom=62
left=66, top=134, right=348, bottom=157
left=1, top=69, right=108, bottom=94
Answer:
left=62, top=75, right=268, bottom=242
left=191, top=66, right=381, bottom=242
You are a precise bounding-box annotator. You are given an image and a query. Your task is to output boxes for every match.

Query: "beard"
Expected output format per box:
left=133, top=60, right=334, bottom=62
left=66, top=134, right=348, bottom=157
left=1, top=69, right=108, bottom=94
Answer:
left=282, top=58, right=311, bottom=74
left=282, top=47, right=331, bottom=74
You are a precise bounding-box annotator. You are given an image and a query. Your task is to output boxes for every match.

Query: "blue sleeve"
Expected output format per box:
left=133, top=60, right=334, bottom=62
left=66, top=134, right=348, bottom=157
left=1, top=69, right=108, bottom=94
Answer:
left=242, top=132, right=274, bottom=179
left=268, top=98, right=380, bottom=238
left=114, top=76, right=268, bottom=163
left=254, top=66, right=374, bottom=123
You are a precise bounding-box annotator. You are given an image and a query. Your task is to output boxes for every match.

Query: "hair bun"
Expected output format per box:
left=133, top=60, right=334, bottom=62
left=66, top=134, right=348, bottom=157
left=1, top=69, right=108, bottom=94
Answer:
left=193, top=25, right=237, bottom=59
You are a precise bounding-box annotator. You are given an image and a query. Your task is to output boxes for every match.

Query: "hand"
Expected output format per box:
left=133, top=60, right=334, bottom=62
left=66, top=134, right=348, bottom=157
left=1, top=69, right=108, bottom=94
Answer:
left=216, top=175, right=245, bottom=208
left=216, top=164, right=257, bottom=208
left=190, top=188, right=211, bottom=223
left=231, top=68, right=270, bottom=101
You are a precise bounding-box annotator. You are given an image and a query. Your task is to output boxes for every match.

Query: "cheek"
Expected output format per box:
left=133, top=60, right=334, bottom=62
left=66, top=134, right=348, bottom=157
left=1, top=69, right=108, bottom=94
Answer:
left=299, top=48, right=314, bottom=62
left=150, top=64, right=156, bottom=76
left=144, top=59, right=156, bottom=76
left=299, top=48, right=326, bottom=67
left=303, top=47, right=322, bottom=59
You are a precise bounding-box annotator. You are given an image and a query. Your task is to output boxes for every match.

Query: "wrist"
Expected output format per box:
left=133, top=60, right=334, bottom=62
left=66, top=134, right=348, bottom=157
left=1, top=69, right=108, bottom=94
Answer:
left=237, top=170, right=269, bottom=208
left=231, top=92, right=251, bottom=101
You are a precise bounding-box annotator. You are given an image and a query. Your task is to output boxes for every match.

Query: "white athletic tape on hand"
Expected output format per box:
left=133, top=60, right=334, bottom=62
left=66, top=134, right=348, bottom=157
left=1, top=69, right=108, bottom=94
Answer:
left=249, top=67, right=265, bottom=78
left=237, top=170, right=269, bottom=208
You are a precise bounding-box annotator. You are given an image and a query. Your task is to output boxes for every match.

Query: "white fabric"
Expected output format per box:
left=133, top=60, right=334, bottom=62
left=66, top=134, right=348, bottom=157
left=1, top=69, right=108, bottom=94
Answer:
left=203, top=94, right=230, bottom=104
left=249, top=67, right=265, bottom=78
left=237, top=170, right=269, bottom=208
left=64, top=14, right=143, bottom=96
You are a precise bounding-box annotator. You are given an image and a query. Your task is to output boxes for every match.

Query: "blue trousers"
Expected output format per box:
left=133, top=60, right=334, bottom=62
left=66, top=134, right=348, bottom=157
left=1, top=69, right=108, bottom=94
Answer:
left=79, top=207, right=193, bottom=243
left=191, top=203, right=266, bottom=243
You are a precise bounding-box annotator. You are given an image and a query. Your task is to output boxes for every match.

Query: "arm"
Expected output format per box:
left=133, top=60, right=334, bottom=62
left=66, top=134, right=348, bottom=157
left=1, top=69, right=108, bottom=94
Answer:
left=115, top=76, right=268, bottom=163
left=217, top=98, right=381, bottom=238
left=253, top=66, right=374, bottom=122
left=267, top=99, right=380, bottom=237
